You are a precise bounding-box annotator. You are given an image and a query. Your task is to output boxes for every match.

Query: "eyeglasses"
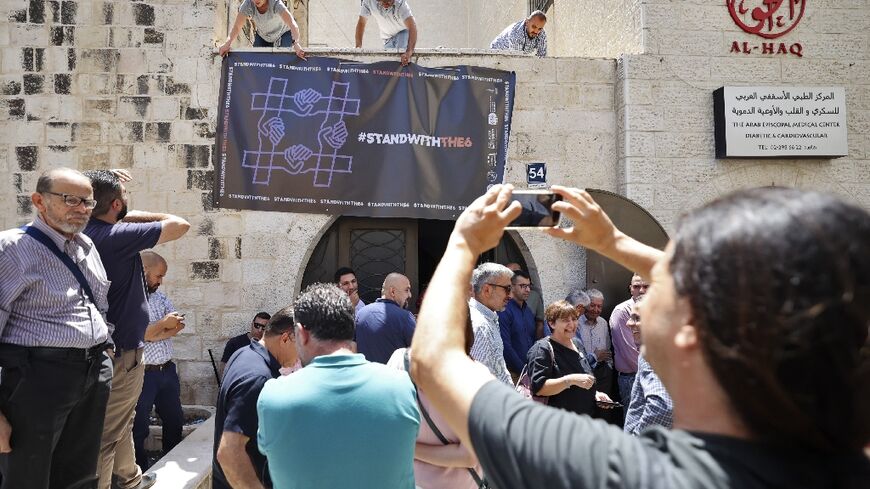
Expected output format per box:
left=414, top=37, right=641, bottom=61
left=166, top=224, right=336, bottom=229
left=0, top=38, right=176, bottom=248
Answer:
left=252, top=323, right=267, bottom=330
left=44, top=191, right=97, bottom=209
left=515, top=283, right=532, bottom=290
left=631, top=284, right=649, bottom=289
left=487, top=283, right=512, bottom=294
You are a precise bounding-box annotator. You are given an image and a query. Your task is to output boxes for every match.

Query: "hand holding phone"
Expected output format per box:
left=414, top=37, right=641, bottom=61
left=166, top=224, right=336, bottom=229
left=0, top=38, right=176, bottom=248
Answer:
left=505, top=190, right=562, bottom=229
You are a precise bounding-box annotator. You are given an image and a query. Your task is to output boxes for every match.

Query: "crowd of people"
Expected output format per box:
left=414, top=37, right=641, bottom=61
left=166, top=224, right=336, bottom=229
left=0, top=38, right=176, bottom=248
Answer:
left=218, top=0, right=551, bottom=64
left=1, top=168, right=868, bottom=489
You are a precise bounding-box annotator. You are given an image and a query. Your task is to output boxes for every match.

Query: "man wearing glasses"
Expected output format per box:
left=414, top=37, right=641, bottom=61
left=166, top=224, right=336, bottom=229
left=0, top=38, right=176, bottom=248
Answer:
left=609, top=274, right=649, bottom=416
left=468, top=263, right=513, bottom=385
left=0, top=168, right=113, bottom=487
left=84, top=169, right=190, bottom=489
left=497, top=270, right=537, bottom=383
left=220, top=312, right=272, bottom=376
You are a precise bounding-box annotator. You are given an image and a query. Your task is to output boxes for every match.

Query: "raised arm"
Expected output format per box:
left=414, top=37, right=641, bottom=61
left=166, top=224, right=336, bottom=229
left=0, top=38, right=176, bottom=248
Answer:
left=410, top=184, right=521, bottom=449
left=121, top=211, right=190, bottom=245
left=546, top=186, right=663, bottom=281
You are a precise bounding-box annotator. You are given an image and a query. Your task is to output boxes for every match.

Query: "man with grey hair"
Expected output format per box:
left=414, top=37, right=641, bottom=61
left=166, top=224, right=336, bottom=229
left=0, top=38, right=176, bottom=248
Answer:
left=578, top=289, right=617, bottom=422
left=490, top=10, right=548, bottom=57
left=355, top=272, right=416, bottom=363
left=0, top=167, right=113, bottom=487
left=469, top=263, right=513, bottom=384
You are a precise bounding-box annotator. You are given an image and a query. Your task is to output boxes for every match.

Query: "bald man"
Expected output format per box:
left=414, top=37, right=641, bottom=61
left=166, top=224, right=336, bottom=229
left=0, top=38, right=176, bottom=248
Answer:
left=132, top=251, right=185, bottom=470
left=0, top=167, right=113, bottom=487
left=354, top=273, right=416, bottom=363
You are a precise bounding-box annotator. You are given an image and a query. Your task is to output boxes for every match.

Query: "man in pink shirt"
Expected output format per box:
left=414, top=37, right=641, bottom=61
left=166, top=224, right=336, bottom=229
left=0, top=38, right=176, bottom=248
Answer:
left=609, top=273, right=648, bottom=417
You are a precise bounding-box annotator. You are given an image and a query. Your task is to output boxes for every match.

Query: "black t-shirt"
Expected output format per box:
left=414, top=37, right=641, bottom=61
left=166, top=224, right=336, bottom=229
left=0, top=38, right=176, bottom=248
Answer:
left=212, top=341, right=280, bottom=489
left=221, top=333, right=252, bottom=363
left=469, top=380, right=870, bottom=489
left=527, top=337, right=595, bottom=415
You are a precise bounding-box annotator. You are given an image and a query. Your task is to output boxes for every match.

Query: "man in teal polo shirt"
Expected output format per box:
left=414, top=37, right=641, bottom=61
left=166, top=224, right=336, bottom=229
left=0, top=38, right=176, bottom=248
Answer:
left=257, top=283, right=419, bottom=489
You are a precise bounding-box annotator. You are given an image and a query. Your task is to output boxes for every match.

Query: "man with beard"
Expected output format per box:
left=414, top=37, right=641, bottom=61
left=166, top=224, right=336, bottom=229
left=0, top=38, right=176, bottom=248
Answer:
left=132, top=251, right=186, bottom=470
left=355, top=273, right=415, bottom=364
left=497, top=270, right=536, bottom=381
left=84, top=170, right=190, bottom=489
left=0, top=168, right=113, bottom=487
left=490, top=10, right=548, bottom=57
left=335, top=267, right=365, bottom=317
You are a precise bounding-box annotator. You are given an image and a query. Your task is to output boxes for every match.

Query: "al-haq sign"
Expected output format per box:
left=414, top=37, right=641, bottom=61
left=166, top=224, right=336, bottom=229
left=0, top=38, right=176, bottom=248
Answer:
left=727, top=0, right=805, bottom=57
left=214, top=52, right=515, bottom=220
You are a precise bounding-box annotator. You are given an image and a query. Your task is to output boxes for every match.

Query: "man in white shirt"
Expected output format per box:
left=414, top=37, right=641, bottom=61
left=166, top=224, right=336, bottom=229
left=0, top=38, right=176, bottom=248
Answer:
left=355, top=0, right=418, bottom=65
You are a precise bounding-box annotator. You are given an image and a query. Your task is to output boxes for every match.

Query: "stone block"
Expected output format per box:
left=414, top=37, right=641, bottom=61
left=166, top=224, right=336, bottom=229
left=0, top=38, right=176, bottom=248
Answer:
left=42, top=145, right=76, bottom=167
left=10, top=24, right=48, bottom=47
left=171, top=334, right=202, bottom=361
left=648, top=29, right=723, bottom=57
left=45, top=121, right=71, bottom=145
left=150, top=97, right=179, bottom=121
left=117, top=48, right=147, bottom=74
left=654, top=132, right=715, bottom=158
left=78, top=49, right=119, bottom=73
left=109, top=145, right=133, bottom=167
left=171, top=120, right=194, bottom=143
left=555, top=58, right=615, bottom=84
left=71, top=122, right=101, bottom=143
left=147, top=167, right=188, bottom=192
left=133, top=143, right=168, bottom=168
left=174, top=235, right=209, bottom=260
left=77, top=145, right=110, bottom=169
left=57, top=97, right=81, bottom=120
left=9, top=122, right=44, bottom=145
left=710, top=57, right=781, bottom=84
left=214, top=214, right=242, bottom=236
left=27, top=95, right=60, bottom=122
left=624, top=105, right=665, bottom=132
left=0, top=75, right=21, bottom=95
left=75, top=26, right=109, bottom=48
left=83, top=97, right=116, bottom=120
left=621, top=131, right=656, bottom=158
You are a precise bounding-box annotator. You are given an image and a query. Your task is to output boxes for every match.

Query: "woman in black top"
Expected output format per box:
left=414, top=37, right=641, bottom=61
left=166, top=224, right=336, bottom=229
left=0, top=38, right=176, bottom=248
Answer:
left=527, top=300, right=612, bottom=415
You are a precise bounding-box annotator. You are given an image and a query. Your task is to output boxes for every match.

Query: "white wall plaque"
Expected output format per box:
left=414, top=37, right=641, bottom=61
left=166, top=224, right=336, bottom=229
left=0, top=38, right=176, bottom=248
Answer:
left=714, top=86, right=848, bottom=158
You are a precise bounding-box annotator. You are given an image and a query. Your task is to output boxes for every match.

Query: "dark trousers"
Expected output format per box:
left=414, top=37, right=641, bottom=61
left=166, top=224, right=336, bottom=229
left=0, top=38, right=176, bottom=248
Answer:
left=132, top=362, right=183, bottom=470
left=0, top=344, right=112, bottom=489
left=253, top=31, right=294, bottom=48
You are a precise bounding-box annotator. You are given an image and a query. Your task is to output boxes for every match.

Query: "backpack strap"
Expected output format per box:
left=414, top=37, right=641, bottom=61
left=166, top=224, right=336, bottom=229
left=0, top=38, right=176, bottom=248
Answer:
left=23, top=225, right=96, bottom=305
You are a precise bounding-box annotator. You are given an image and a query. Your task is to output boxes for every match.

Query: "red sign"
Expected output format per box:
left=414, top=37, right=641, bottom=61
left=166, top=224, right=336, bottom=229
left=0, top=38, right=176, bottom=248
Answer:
left=727, top=0, right=805, bottom=39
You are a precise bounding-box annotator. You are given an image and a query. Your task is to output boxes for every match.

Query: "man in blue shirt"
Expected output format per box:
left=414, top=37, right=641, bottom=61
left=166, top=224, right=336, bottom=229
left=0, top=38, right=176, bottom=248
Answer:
left=84, top=169, right=190, bottom=489
left=258, top=283, right=418, bottom=489
left=355, top=272, right=415, bottom=363
left=213, top=307, right=298, bottom=489
left=498, top=270, right=537, bottom=380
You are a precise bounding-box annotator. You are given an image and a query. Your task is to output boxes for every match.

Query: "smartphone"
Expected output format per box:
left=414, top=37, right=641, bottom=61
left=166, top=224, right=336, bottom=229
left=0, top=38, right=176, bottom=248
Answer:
left=505, top=190, right=562, bottom=229
left=596, top=400, right=623, bottom=408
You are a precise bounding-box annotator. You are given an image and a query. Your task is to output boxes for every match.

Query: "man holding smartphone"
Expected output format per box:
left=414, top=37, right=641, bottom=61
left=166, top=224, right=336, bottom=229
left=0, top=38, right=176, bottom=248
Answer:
left=133, top=251, right=186, bottom=470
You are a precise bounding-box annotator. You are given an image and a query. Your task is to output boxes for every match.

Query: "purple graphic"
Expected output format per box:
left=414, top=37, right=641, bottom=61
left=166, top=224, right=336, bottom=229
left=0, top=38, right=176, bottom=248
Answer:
left=242, top=78, right=361, bottom=187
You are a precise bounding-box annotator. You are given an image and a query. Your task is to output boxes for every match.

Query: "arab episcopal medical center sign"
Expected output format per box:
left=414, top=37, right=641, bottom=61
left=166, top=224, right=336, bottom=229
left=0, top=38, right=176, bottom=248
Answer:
left=714, top=1, right=849, bottom=158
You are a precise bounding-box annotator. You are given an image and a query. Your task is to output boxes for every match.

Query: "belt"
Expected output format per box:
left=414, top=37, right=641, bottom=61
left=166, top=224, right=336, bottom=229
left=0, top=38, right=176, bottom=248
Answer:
left=16, top=341, right=108, bottom=361
left=144, top=360, right=174, bottom=372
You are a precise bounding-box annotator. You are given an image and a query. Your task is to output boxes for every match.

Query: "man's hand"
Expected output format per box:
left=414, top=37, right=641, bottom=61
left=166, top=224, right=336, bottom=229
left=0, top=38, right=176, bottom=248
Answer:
left=163, top=312, right=185, bottom=332
left=400, top=50, right=412, bottom=66
left=293, top=42, right=307, bottom=60
left=109, top=169, right=133, bottom=183
left=595, top=349, right=612, bottom=362
left=595, top=391, right=615, bottom=405
left=451, top=184, right=521, bottom=256
left=545, top=186, right=619, bottom=253
left=0, top=410, right=12, bottom=453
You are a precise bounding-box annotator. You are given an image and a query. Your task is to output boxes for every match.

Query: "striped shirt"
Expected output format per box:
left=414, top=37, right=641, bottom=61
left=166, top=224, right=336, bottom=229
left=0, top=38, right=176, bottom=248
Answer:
left=490, top=20, right=548, bottom=57
left=624, top=354, right=674, bottom=435
left=469, top=298, right=512, bottom=385
left=143, top=291, right=174, bottom=365
left=577, top=315, right=612, bottom=368
left=0, top=216, right=110, bottom=348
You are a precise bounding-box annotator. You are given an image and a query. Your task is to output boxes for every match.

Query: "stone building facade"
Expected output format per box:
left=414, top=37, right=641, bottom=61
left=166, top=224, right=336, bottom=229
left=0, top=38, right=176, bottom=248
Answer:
left=1, top=0, right=867, bottom=404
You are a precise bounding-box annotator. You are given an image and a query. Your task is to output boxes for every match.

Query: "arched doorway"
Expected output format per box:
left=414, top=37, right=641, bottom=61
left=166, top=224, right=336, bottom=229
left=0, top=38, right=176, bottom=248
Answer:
left=585, top=189, right=669, bottom=318
left=301, top=218, right=534, bottom=313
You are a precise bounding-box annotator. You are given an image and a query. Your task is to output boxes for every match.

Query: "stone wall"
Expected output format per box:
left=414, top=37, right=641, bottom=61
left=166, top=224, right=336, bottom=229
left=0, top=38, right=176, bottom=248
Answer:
left=0, top=1, right=617, bottom=404
left=617, top=0, right=870, bottom=230
left=547, top=0, right=644, bottom=58
left=1, top=0, right=867, bottom=405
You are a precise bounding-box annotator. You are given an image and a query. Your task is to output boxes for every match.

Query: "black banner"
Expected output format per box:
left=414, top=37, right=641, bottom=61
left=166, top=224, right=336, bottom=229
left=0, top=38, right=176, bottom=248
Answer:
left=214, top=52, right=515, bottom=220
